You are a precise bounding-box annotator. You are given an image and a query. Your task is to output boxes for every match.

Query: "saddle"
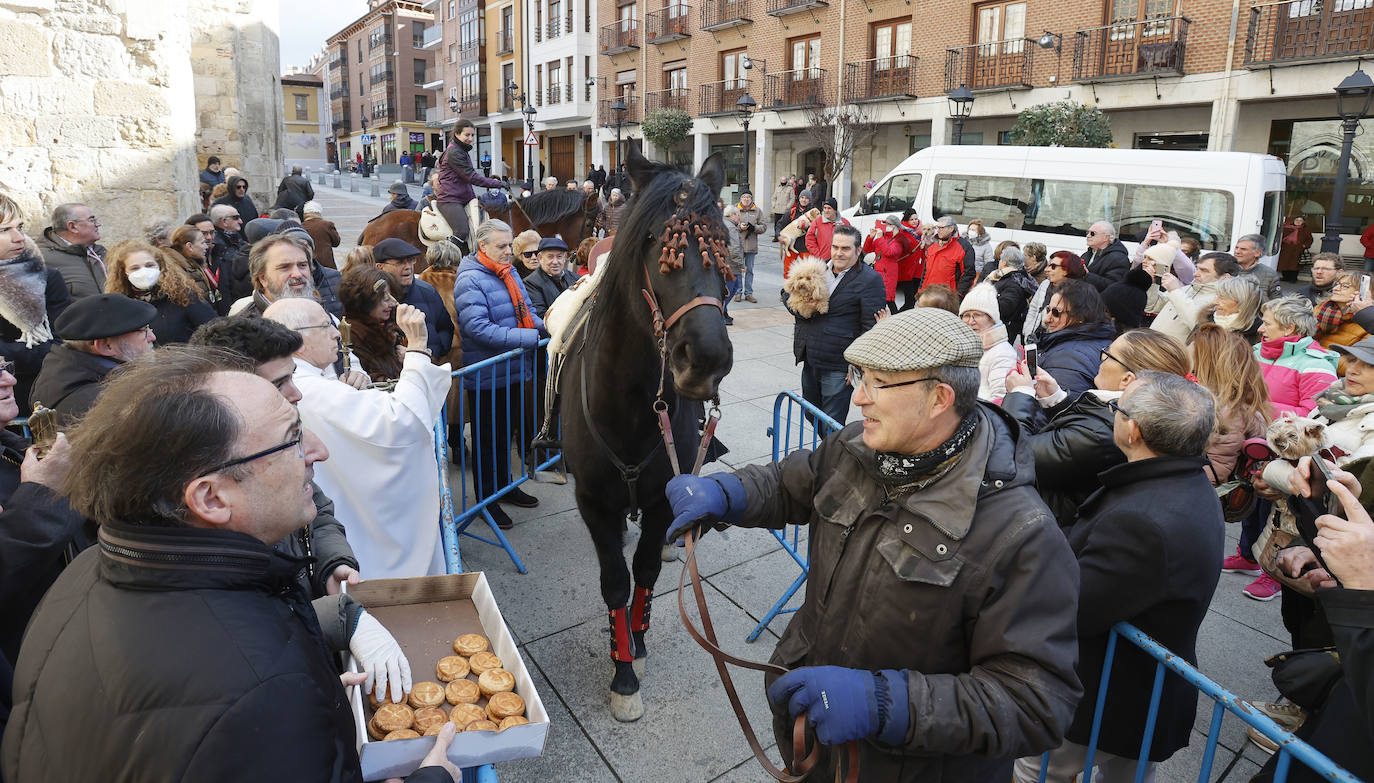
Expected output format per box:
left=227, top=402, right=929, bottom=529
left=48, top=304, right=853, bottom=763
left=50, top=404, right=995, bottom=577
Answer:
left=417, top=198, right=451, bottom=247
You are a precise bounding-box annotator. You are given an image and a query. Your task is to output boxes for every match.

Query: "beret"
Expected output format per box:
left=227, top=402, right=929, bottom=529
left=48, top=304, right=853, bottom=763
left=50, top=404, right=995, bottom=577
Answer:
left=844, top=308, right=982, bottom=372
left=373, top=237, right=422, bottom=262
left=54, top=294, right=158, bottom=341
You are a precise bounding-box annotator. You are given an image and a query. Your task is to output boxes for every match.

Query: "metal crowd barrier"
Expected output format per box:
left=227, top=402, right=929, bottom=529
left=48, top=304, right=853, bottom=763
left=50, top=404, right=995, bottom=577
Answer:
left=747, top=391, right=842, bottom=642
left=437, top=339, right=559, bottom=575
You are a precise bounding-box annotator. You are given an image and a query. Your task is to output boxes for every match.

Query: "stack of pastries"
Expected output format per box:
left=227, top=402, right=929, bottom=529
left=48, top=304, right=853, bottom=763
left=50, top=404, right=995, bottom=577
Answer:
left=366, top=633, right=530, bottom=740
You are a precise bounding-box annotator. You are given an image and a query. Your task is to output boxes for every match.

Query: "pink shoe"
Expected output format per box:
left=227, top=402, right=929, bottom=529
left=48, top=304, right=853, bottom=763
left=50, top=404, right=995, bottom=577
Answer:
left=1222, top=550, right=1262, bottom=576
left=1243, top=574, right=1282, bottom=601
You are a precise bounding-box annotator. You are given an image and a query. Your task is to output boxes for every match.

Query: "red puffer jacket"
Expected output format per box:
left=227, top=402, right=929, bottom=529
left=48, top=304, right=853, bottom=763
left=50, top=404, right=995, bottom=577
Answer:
left=862, top=230, right=916, bottom=301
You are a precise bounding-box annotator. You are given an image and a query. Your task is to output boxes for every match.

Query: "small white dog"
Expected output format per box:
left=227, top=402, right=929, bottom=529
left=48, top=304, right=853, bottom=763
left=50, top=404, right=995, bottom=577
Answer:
left=783, top=259, right=830, bottom=319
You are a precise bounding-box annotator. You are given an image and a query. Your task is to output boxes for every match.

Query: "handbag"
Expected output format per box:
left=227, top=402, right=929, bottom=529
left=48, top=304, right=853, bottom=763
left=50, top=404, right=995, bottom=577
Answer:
left=1254, top=502, right=1314, bottom=596
left=1264, top=647, right=1343, bottom=712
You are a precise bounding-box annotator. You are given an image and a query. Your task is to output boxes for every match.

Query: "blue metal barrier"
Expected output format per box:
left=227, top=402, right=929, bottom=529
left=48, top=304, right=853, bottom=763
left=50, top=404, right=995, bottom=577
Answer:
left=1037, top=622, right=1359, bottom=783
left=747, top=391, right=842, bottom=642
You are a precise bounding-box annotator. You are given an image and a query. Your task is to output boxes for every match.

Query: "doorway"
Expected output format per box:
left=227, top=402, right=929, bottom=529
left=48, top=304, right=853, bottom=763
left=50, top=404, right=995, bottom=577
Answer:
left=799, top=148, right=828, bottom=183
left=550, top=135, right=576, bottom=181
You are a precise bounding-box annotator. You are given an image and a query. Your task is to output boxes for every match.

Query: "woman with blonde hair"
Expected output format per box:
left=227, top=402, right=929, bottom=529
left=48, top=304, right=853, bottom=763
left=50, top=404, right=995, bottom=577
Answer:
left=0, top=193, right=68, bottom=413
left=416, top=239, right=463, bottom=366
left=104, top=240, right=216, bottom=345
left=1187, top=323, right=1271, bottom=485
left=167, top=224, right=226, bottom=314
left=1207, top=276, right=1263, bottom=344
left=512, top=229, right=542, bottom=275
left=1004, top=328, right=1191, bottom=526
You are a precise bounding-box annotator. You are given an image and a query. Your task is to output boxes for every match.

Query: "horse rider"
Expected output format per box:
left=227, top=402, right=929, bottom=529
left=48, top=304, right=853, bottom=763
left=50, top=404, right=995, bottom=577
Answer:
left=435, top=119, right=505, bottom=256
left=663, top=307, right=1083, bottom=783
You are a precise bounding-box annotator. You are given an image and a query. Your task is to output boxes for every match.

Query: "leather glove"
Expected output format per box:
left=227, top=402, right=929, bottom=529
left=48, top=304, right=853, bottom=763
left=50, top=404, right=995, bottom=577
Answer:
left=766, top=666, right=910, bottom=747
left=664, top=473, right=747, bottom=544
left=349, top=610, right=413, bottom=702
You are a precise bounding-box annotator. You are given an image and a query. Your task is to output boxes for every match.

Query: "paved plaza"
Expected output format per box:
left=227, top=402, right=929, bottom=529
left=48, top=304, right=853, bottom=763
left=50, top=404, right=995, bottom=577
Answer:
left=312, top=177, right=1291, bottom=783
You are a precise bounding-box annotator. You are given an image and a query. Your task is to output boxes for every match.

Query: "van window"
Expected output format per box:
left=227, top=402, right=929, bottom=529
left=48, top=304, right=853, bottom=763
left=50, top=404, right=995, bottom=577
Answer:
left=1120, top=185, right=1234, bottom=251
left=932, top=175, right=1030, bottom=229
left=1025, top=179, right=1121, bottom=236
left=866, top=174, right=920, bottom=215
left=1259, top=191, right=1284, bottom=255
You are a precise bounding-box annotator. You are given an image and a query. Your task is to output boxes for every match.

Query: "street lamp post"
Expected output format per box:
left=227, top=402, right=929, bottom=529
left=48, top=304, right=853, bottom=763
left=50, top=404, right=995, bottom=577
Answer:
left=735, top=92, right=756, bottom=195
left=506, top=81, right=538, bottom=185
left=360, top=117, right=370, bottom=176
left=947, top=84, right=974, bottom=146
left=611, top=96, right=628, bottom=174
left=1323, top=66, right=1374, bottom=254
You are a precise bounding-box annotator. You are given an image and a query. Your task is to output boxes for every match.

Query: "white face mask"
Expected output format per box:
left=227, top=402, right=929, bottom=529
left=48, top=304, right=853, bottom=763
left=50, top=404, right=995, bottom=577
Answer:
left=128, top=267, right=161, bottom=291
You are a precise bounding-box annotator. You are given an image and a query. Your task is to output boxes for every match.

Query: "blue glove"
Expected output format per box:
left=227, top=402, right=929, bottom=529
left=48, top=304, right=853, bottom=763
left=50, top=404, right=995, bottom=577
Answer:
left=664, top=473, right=747, bottom=543
left=766, top=666, right=910, bottom=747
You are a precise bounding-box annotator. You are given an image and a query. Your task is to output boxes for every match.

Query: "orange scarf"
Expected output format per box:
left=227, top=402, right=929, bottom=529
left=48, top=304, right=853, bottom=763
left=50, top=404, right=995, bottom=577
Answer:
left=477, top=249, right=535, bottom=328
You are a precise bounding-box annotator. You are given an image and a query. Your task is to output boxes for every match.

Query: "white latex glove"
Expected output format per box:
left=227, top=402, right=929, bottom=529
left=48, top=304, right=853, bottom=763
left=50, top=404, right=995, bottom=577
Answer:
left=350, top=610, right=412, bottom=702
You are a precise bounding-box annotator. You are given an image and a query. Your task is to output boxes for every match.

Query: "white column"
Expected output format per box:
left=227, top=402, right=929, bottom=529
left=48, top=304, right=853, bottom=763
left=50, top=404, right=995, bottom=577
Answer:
left=753, top=126, right=771, bottom=199
left=692, top=128, right=710, bottom=172
left=488, top=119, right=503, bottom=176
left=929, top=101, right=951, bottom=147
left=1208, top=96, right=1240, bottom=152
left=837, top=158, right=853, bottom=212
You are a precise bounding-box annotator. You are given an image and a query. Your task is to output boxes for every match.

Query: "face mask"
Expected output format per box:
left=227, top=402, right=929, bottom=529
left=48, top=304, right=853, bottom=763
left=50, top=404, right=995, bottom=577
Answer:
left=127, top=267, right=160, bottom=291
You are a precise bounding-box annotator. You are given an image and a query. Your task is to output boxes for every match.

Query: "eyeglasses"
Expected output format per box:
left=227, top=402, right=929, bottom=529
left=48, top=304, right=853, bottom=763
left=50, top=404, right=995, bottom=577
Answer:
left=847, top=365, right=943, bottom=401
left=1106, top=399, right=1132, bottom=420
left=297, top=321, right=335, bottom=331
left=1046, top=263, right=1063, bottom=270
left=74, top=216, right=100, bottom=227
left=1334, top=280, right=1357, bottom=290
left=1100, top=348, right=1133, bottom=373
left=1047, top=307, right=1066, bottom=317
left=203, top=436, right=302, bottom=477
left=521, top=251, right=538, bottom=258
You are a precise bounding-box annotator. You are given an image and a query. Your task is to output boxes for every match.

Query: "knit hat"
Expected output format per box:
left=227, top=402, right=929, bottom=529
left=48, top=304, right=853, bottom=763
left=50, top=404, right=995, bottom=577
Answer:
left=823, top=197, right=838, bottom=210
left=1143, top=243, right=1176, bottom=274
left=799, top=189, right=813, bottom=201
left=957, top=283, right=1002, bottom=325
left=1100, top=268, right=1152, bottom=330
left=844, top=308, right=982, bottom=371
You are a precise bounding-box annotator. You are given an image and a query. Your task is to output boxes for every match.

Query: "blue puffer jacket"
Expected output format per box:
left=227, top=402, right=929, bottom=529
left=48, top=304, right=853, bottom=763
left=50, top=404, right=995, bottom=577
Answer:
left=1037, top=321, right=1117, bottom=397
left=454, top=256, right=546, bottom=389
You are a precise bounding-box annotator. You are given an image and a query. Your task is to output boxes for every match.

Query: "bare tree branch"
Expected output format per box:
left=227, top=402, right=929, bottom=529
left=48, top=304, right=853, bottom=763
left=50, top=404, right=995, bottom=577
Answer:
left=801, top=103, right=880, bottom=186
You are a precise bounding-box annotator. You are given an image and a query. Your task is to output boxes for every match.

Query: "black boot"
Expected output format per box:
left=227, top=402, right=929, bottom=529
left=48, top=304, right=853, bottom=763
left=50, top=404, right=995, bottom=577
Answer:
left=449, top=234, right=470, bottom=256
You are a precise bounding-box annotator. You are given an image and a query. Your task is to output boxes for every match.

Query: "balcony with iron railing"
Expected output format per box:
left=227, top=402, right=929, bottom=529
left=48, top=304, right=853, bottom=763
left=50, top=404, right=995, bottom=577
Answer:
left=497, top=28, right=514, bottom=54
left=944, top=38, right=1036, bottom=92
left=843, top=55, right=917, bottom=102
left=370, top=105, right=397, bottom=124
left=645, top=87, right=692, bottom=114
left=646, top=7, right=692, bottom=43
left=701, top=0, right=750, bottom=30
left=422, top=67, right=444, bottom=89
left=765, top=0, right=825, bottom=16
left=328, top=54, right=344, bottom=71
left=1072, top=16, right=1189, bottom=80
left=1244, top=0, right=1374, bottom=66
left=370, top=66, right=395, bottom=87
left=546, top=83, right=574, bottom=105
left=765, top=68, right=828, bottom=108
left=329, top=83, right=350, bottom=100
left=461, top=95, right=482, bottom=116
left=370, top=29, right=394, bottom=51
left=598, top=95, right=642, bottom=126
left=600, top=20, right=640, bottom=54
left=422, top=24, right=443, bottom=49
left=698, top=79, right=752, bottom=115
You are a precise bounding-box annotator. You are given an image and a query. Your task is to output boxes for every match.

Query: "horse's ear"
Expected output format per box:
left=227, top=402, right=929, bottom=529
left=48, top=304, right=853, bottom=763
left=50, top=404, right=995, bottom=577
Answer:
left=697, top=153, right=726, bottom=198
left=626, top=146, right=656, bottom=193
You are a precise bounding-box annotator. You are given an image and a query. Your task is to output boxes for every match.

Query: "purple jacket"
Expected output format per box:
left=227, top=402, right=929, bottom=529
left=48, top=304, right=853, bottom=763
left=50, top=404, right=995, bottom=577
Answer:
left=437, top=140, right=503, bottom=204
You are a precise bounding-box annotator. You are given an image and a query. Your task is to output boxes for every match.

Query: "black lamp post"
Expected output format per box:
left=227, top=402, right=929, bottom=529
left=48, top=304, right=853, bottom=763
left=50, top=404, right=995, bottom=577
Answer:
left=360, top=117, right=370, bottom=176
left=947, top=84, right=974, bottom=146
left=611, top=96, right=628, bottom=173
left=1323, top=66, right=1374, bottom=253
left=736, top=92, right=756, bottom=195
left=448, top=94, right=458, bottom=113
left=507, top=81, right=537, bottom=184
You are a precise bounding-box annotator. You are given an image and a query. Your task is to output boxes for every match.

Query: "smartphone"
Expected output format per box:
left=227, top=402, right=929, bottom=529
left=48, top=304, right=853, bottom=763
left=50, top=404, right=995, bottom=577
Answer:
left=1149, top=219, right=1163, bottom=237
left=1024, top=343, right=1038, bottom=379
left=1362, top=274, right=1371, bottom=300
left=1309, top=455, right=1335, bottom=508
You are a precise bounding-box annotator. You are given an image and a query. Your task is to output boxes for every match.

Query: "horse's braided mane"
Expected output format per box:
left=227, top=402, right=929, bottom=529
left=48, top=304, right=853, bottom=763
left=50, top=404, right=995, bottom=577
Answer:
left=519, top=188, right=588, bottom=225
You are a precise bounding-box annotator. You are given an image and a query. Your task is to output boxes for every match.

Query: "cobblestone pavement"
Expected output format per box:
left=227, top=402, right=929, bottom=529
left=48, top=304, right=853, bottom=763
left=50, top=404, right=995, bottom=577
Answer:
left=309, top=170, right=1290, bottom=783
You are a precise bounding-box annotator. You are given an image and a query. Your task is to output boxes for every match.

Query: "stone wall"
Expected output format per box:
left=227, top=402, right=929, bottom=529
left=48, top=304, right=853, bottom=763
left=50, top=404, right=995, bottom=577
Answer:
left=0, top=0, right=280, bottom=244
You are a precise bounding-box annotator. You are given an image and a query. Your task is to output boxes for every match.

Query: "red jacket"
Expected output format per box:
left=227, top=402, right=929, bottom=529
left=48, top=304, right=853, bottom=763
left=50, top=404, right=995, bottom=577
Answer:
left=921, top=236, right=975, bottom=294
left=806, top=217, right=850, bottom=260
left=862, top=230, right=916, bottom=301
left=1361, top=223, right=1374, bottom=259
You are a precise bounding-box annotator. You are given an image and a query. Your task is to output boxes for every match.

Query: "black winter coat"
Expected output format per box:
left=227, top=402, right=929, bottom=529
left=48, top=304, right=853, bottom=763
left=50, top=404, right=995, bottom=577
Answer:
left=1000, top=390, right=1124, bottom=528
left=146, top=293, right=217, bottom=346
left=401, top=278, right=455, bottom=358
left=1065, top=456, right=1224, bottom=761
left=1, top=522, right=453, bottom=783
left=1082, top=240, right=1131, bottom=291
left=1037, top=321, right=1117, bottom=397
left=212, top=175, right=260, bottom=225
left=784, top=262, right=886, bottom=372
left=276, top=482, right=359, bottom=600
left=28, top=344, right=120, bottom=425
left=993, top=269, right=1038, bottom=339
left=0, top=265, right=70, bottom=416
left=277, top=174, right=316, bottom=212
left=523, top=267, right=580, bottom=318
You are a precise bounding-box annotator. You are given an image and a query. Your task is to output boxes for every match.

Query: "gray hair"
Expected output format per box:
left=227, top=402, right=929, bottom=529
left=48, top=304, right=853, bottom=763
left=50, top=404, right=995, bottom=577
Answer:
left=924, top=365, right=980, bottom=417
left=425, top=239, right=463, bottom=270
left=1262, top=295, right=1319, bottom=337
left=144, top=219, right=174, bottom=245
left=1213, top=276, right=1262, bottom=325
left=1125, top=370, right=1216, bottom=457
left=1237, top=233, right=1265, bottom=251
left=209, top=204, right=239, bottom=224
left=50, top=203, right=86, bottom=232
left=291, top=165, right=303, bottom=175
left=248, top=232, right=313, bottom=288
left=1022, top=241, right=1047, bottom=265
left=1091, top=221, right=1117, bottom=240
left=999, top=246, right=1026, bottom=269
left=473, top=218, right=512, bottom=249
left=302, top=200, right=323, bottom=216
left=935, top=215, right=958, bottom=229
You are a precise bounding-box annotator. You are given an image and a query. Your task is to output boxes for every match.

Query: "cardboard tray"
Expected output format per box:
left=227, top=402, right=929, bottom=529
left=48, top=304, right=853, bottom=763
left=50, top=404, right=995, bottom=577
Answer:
left=346, top=572, right=548, bottom=780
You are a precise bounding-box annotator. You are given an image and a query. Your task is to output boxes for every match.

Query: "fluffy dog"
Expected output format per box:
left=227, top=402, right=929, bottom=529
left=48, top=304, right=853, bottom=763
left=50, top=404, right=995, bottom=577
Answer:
left=1265, top=411, right=1327, bottom=460
left=783, top=258, right=831, bottom=319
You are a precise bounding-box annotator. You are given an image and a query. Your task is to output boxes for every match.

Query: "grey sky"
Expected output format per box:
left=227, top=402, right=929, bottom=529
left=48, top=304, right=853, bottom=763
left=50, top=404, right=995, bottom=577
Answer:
left=278, top=0, right=367, bottom=73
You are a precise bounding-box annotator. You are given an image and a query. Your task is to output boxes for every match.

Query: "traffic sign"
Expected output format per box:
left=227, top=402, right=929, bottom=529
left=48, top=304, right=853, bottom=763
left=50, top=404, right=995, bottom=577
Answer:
left=524, top=131, right=538, bottom=146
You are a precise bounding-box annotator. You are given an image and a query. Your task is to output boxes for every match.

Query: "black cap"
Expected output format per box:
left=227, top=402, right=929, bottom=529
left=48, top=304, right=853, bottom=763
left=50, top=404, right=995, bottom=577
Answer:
left=1332, top=336, right=1374, bottom=366
left=54, top=294, right=157, bottom=341
left=537, top=237, right=569, bottom=253
left=823, top=197, right=838, bottom=210
left=373, top=237, right=423, bottom=262
left=739, top=189, right=753, bottom=197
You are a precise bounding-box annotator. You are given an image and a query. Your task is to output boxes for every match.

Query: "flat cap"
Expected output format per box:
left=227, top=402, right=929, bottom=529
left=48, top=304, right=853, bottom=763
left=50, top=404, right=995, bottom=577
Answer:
left=844, top=308, right=982, bottom=372
left=54, top=294, right=157, bottom=341
left=388, top=181, right=408, bottom=195
left=373, top=237, right=422, bottom=262
left=537, top=236, right=568, bottom=253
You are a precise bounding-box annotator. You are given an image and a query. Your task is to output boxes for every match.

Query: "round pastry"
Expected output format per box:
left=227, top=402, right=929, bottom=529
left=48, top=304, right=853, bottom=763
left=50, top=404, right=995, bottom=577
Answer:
left=478, top=668, right=515, bottom=697
left=436, top=655, right=470, bottom=682
left=367, top=716, right=388, bottom=741
left=372, top=702, right=415, bottom=733
left=368, top=684, right=401, bottom=709
left=413, top=706, right=448, bottom=734
left=408, top=681, right=445, bottom=709
left=449, top=702, right=486, bottom=727
left=498, top=715, right=530, bottom=731
left=452, top=633, right=489, bottom=656
left=445, top=678, right=480, bottom=705
left=422, top=724, right=444, bottom=736
left=486, top=691, right=525, bottom=721
left=385, top=728, right=421, bottom=741
left=464, top=719, right=498, bottom=732
left=467, top=651, right=503, bottom=675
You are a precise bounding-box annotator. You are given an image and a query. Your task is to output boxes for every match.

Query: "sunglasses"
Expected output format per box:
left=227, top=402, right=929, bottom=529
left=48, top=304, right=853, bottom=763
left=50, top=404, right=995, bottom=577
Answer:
left=1086, top=231, right=1099, bottom=237
left=1047, top=262, right=1063, bottom=270
left=1099, top=348, right=1134, bottom=373
left=1047, top=307, right=1066, bottom=317
left=521, top=251, right=538, bottom=258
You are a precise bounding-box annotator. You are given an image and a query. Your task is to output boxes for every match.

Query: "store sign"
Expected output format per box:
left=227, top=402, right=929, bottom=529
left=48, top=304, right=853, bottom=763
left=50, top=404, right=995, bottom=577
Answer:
left=409, top=132, right=425, bottom=142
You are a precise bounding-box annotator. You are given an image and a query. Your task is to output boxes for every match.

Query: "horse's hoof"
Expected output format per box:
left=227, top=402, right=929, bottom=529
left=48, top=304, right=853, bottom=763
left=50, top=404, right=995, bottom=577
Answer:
left=610, top=690, right=644, bottom=722
left=632, top=657, right=646, bottom=678
left=660, top=544, right=678, bottom=562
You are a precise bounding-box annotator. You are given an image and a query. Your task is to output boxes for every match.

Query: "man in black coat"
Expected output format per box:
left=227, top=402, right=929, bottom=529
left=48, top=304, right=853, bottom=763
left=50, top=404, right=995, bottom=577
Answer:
left=987, top=246, right=1040, bottom=339
left=1013, top=370, right=1224, bottom=782
left=273, top=166, right=316, bottom=219
left=373, top=238, right=453, bottom=358
left=2, top=349, right=458, bottom=783
left=212, top=174, right=260, bottom=226
left=1082, top=221, right=1131, bottom=291
left=523, top=236, right=580, bottom=318
left=783, top=223, right=886, bottom=424
left=30, top=294, right=157, bottom=423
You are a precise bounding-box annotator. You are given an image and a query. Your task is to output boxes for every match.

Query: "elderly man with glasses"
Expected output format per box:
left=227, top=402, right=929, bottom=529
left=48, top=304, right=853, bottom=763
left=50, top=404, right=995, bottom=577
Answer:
left=665, top=308, right=1083, bottom=783
left=1081, top=221, right=1131, bottom=292
left=30, top=293, right=157, bottom=424
left=37, top=203, right=107, bottom=299
left=212, top=174, right=260, bottom=226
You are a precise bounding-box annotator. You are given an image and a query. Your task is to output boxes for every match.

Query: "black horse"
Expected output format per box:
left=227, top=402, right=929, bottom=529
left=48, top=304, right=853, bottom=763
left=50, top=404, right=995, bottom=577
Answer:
left=560, top=149, right=735, bottom=721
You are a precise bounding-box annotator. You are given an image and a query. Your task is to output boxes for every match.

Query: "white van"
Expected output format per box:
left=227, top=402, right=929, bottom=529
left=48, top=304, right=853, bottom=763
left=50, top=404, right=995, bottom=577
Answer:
left=842, top=145, right=1288, bottom=268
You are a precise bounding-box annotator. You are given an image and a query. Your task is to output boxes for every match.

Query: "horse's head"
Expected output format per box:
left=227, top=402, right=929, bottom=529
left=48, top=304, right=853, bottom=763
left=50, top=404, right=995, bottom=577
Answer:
left=617, top=147, right=734, bottom=401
